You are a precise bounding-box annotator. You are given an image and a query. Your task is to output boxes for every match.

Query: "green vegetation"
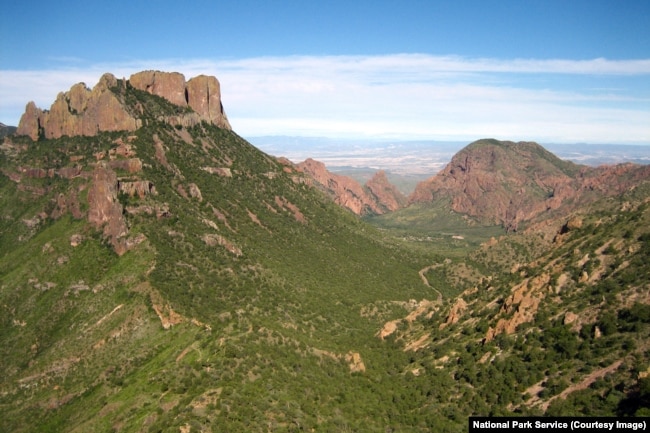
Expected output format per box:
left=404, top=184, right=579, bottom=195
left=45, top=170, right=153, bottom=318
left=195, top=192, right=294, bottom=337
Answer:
left=1, top=85, right=649, bottom=431
left=365, top=201, right=505, bottom=257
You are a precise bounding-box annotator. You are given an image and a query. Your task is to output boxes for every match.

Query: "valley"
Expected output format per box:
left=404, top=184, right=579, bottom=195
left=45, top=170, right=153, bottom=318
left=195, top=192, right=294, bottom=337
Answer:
left=1, top=71, right=649, bottom=432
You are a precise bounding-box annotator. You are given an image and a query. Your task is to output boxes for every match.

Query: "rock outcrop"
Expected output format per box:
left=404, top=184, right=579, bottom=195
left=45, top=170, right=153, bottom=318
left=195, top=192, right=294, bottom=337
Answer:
left=297, top=158, right=405, bottom=216
left=484, top=273, right=550, bottom=342
left=129, top=71, right=187, bottom=106
left=410, top=139, right=650, bottom=231
left=86, top=162, right=148, bottom=256
left=365, top=170, right=407, bottom=212
left=16, top=71, right=231, bottom=141
left=87, top=163, right=130, bottom=255
left=129, top=71, right=231, bottom=130
left=17, top=73, right=140, bottom=140
left=186, top=75, right=230, bottom=127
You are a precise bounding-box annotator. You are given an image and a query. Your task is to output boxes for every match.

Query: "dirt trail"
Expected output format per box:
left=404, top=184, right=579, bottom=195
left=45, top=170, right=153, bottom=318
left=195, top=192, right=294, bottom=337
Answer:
left=418, top=264, right=443, bottom=303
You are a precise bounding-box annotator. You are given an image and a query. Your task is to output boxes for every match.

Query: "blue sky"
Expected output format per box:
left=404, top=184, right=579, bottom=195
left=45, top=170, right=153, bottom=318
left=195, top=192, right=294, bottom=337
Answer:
left=1, top=0, right=649, bottom=143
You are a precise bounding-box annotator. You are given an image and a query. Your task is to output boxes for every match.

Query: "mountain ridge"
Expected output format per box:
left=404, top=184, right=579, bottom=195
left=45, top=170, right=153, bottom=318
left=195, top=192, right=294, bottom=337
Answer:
left=15, top=71, right=230, bottom=141
left=1, top=71, right=443, bottom=431
left=2, top=71, right=650, bottom=431
left=296, top=157, right=407, bottom=215
left=410, top=138, right=650, bottom=231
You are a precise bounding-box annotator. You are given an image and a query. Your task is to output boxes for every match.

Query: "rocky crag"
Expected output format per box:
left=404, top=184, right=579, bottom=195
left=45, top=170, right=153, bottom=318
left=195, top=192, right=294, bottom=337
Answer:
left=1, top=70, right=450, bottom=432
left=297, top=158, right=406, bottom=215
left=16, top=71, right=230, bottom=141
left=410, top=139, right=650, bottom=231
left=8, top=71, right=231, bottom=256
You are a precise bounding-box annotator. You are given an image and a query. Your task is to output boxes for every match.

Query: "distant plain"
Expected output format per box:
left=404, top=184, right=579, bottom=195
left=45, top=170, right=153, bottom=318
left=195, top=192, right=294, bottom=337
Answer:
left=249, top=136, right=650, bottom=194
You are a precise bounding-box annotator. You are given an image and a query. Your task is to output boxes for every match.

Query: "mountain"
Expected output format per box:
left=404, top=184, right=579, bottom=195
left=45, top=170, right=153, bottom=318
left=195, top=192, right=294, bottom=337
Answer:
left=297, top=158, right=407, bottom=215
left=0, top=123, right=17, bottom=139
left=15, top=71, right=230, bottom=141
left=1, top=71, right=438, bottom=432
left=2, top=72, right=650, bottom=432
left=380, top=184, right=650, bottom=417
left=409, top=139, right=650, bottom=231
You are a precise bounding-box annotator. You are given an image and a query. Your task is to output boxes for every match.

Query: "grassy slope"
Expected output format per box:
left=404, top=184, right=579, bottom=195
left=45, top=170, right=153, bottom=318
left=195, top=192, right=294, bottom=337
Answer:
left=0, top=85, right=449, bottom=432
left=381, top=184, right=650, bottom=419
left=2, top=84, right=648, bottom=432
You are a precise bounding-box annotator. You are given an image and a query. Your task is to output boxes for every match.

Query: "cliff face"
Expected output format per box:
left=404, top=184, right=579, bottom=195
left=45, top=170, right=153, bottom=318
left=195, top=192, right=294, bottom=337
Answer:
left=365, top=170, right=408, bottom=212
left=410, top=139, right=650, bottom=231
left=10, top=70, right=235, bottom=255
left=16, top=73, right=139, bottom=140
left=296, top=158, right=406, bottom=215
left=129, top=71, right=231, bottom=130
left=16, top=71, right=231, bottom=141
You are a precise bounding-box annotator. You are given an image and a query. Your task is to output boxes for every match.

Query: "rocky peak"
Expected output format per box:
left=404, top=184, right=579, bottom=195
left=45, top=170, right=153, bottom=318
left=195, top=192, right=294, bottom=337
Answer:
left=129, top=71, right=231, bottom=130
left=16, top=71, right=231, bottom=141
left=365, top=170, right=407, bottom=212
left=186, top=75, right=230, bottom=127
left=296, top=158, right=404, bottom=215
left=129, top=71, right=187, bottom=106
left=409, top=139, right=650, bottom=231
left=16, top=73, right=138, bottom=141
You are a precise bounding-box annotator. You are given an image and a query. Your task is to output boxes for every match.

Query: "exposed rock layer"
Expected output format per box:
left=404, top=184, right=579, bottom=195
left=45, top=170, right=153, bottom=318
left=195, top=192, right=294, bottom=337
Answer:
left=410, top=139, right=650, bottom=230
left=297, top=158, right=406, bottom=216
left=17, top=74, right=139, bottom=140
left=16, top=71, right=231, bottom=141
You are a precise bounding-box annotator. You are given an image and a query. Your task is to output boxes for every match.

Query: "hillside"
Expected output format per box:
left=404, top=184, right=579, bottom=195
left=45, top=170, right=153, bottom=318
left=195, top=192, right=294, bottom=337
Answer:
left=0, top=123, right=17, bottom=139
left=297, top=158, right=407, bottom=215
left=380, top=183, right=650, bottom=418
left=1, top=72, right=437, bottom=432
left=1, top=72, right=649, bottom=432
left=409, top=139, right=650, bottom=231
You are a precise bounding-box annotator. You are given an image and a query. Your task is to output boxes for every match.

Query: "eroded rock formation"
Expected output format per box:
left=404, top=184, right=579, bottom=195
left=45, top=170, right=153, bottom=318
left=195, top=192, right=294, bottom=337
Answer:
left=16, top=71, right=231, bottom=141
left=17, top=73, right=140, bottom=140
left=87, top=163, right=130, bottom=255
left=365, top=170, right=407, bottom=212
left=129, top=71, right=231, bottom=130
left=297, top=158, right=405, bottom=215
left=410, top=140, right=650, bottom=231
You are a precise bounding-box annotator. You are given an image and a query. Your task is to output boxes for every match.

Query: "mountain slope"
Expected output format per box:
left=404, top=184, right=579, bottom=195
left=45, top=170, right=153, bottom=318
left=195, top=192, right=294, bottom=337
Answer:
left=0, top=122, right=17, bottom=139
left=410, top=139, right=650, bottom=231
left=2, top=73, right=649, bottom=432
left=297, top=158, right=406, bottom=215
left=382, top=183, right=650, bottom=417
left=1, top=73, right=441, bottom=432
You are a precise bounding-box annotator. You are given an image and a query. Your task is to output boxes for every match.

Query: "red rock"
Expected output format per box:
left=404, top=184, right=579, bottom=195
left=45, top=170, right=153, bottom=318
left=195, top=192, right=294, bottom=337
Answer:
left=297, top=158, right=404, bottom=215
left=87, top=164, right=129, bottom=255
left=365, top=170, right=407, bottom=212
left=16, top=71, right=231, bottom=142
left=129, top=71, right=187, bottom=106
left=16, top=102, right=42, bottom=141
left=186, top=75, right=231, bottom=129
left=17, top=73, right=139, bottom=140
left=410, top=140, right=650, bottom=231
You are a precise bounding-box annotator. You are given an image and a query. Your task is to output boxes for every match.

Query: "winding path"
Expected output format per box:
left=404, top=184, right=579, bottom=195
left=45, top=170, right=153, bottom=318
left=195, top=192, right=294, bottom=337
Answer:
left=418, top=264, right=443, bottom=303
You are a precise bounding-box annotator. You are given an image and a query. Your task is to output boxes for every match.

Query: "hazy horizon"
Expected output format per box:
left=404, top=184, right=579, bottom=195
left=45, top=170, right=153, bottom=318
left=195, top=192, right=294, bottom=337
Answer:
left=2, top=1, right=649, bottom=144
left=246, top=135, right=650, bottom=177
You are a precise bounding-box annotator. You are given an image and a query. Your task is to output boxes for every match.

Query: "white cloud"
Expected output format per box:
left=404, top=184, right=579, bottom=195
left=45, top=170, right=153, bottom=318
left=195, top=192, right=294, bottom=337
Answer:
left=1, top=55, right=649, bottom=143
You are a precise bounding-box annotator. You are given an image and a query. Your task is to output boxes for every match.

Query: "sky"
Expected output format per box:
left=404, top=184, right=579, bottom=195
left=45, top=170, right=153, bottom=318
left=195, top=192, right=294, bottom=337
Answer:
left=1, top=0, right=649, bottom=144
